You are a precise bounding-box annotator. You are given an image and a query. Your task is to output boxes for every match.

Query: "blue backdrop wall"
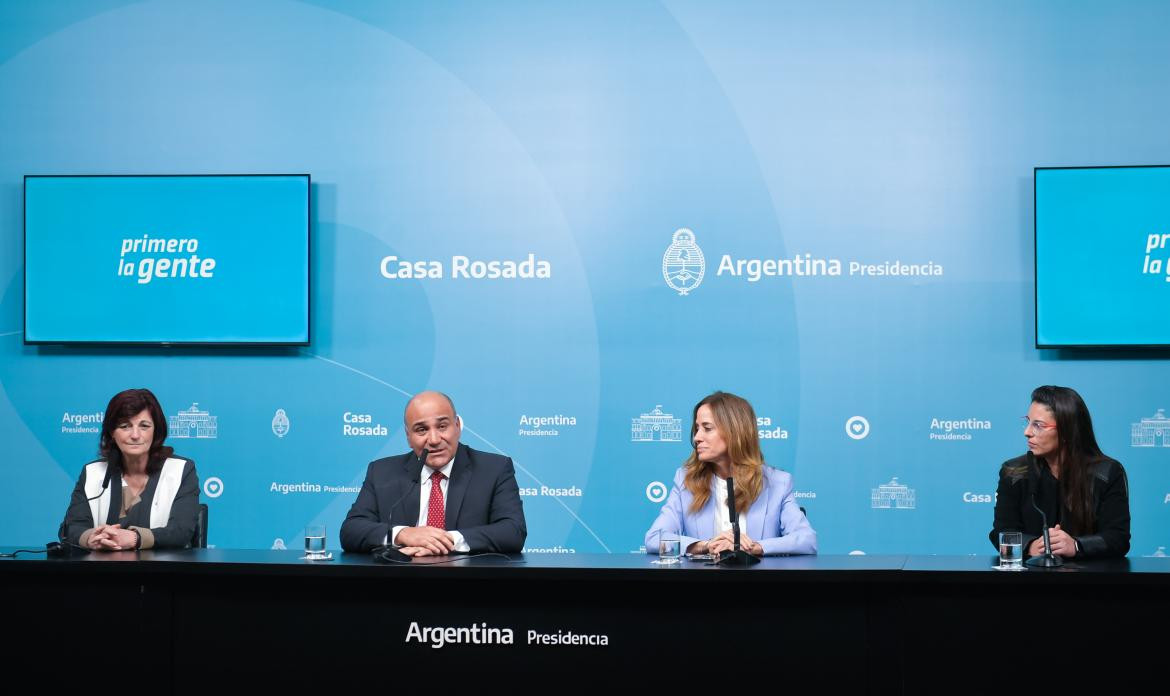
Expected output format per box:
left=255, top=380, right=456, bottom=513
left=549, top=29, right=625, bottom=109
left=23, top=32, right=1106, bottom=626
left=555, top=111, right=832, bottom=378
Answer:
left=1, top=0, right=1168, bottom=555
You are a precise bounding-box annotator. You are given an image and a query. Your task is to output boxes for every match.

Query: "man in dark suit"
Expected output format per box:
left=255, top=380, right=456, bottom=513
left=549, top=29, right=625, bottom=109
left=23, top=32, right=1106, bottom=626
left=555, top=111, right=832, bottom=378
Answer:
left=340, top=391, right=526, bottom=555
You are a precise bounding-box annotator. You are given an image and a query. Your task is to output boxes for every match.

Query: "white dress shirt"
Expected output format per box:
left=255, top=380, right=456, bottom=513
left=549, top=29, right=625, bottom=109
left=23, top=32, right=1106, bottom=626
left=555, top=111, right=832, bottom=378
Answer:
left=713, top=478, right=737, bottom=535
left=389, top=458, right=470, bottom=552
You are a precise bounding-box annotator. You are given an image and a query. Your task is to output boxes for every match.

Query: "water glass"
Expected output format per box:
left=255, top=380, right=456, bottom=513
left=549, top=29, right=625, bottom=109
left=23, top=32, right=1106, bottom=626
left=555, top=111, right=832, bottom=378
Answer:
left=998, top=531, right=1023, bottom=570
left=654, top=531, right=681, bottom=565
left=304, top=524, right=327, bottom=560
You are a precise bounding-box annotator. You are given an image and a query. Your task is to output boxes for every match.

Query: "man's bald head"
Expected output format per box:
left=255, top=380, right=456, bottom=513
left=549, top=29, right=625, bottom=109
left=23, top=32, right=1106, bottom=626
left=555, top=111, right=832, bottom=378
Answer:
left=404, top=391, right=456, bottom=421
left=404, top=391, right=461, bottom=468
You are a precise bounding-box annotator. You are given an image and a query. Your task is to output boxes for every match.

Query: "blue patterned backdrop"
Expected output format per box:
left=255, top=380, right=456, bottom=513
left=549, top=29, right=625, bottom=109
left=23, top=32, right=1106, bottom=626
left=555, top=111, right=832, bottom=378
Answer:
left=1, top=0, right=1167, bottom=555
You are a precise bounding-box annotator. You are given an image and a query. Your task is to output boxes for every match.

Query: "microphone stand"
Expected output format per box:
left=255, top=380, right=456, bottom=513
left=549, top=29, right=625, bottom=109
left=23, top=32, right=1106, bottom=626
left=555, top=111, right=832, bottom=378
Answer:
left=1025, top=493, right=1063, bottom=568
left=716, top=476, right=759, bottom=567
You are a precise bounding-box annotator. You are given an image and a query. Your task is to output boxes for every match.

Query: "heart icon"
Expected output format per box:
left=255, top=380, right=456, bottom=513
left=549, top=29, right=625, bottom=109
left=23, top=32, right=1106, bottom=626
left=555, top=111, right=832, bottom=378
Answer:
left=845, top=416, right=870, bottom=440
left=203, top=477, right=225, bottom=498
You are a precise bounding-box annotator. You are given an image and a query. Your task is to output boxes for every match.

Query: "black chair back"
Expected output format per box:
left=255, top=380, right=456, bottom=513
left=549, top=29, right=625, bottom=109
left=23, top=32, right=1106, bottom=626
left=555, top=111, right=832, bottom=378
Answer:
left=192, top=503, right=208, bottom=548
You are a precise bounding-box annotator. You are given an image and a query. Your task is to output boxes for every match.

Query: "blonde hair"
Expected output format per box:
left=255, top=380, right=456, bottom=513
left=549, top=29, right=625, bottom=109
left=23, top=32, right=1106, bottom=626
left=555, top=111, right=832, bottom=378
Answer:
left=683, top=391, right=764, bottom=515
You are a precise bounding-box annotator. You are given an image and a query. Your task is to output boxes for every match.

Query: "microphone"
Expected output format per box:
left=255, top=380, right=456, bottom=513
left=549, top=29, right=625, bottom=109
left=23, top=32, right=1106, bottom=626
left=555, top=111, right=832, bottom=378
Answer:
left=375, top=450, right=432, bottom=556
left=727, top=476, right=741, bottom=551
left=716, top=475, right=759, bottom=567
left=386, top=449, right=429, bottom=513
left=46, top=539, right=90, bottom=558
left=58, top=460, right=119, bottom=546
left=86, top=460, right=117, bottom=502
left=1024, top=454, right=1063, bottom=568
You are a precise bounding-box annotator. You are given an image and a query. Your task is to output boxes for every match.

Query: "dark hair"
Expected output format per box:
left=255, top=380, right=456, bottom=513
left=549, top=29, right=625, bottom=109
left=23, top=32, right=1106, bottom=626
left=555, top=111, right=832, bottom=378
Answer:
left=1030, top=385, right=1106, bottom=534
left=99, top=388, right=173, bottom=473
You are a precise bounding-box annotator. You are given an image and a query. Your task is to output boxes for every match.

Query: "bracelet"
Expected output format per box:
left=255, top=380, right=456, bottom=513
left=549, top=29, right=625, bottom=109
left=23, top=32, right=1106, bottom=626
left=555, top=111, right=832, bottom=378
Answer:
left=131, top=528, right=142, bottom=550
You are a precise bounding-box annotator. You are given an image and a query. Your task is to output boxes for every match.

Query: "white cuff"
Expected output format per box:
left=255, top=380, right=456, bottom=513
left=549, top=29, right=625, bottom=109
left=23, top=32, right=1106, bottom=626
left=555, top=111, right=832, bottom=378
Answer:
left=448, top=530, right=470, bottom=553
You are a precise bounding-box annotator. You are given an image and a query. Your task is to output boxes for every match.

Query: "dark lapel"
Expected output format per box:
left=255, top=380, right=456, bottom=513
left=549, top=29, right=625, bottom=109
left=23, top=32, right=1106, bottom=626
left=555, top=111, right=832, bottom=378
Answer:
left=393, top=454, right=423, bottom=524
left=1027, top=455, right=1041, bottom=488
left=445, top=444, right=473, bottom=528
left=106, top=468, right=124, bottom=525
left=1024, top=454, right=1043, bottom=526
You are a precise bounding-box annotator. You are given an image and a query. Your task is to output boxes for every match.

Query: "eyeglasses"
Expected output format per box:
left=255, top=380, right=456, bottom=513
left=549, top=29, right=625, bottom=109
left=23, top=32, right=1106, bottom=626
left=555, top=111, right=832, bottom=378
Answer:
left=1020, top=416, right=1056, bottom=431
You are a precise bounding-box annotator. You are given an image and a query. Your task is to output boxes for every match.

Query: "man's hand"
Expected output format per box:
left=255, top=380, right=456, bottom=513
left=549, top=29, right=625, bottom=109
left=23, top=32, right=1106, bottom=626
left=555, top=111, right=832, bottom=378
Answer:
left=395, top=526, right=455, bottom=555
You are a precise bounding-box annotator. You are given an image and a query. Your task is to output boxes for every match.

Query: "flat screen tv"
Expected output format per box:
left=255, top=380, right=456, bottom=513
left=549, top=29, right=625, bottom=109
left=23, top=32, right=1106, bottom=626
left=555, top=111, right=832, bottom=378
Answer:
left=24, top=174, right=310, bottom=345
left=1035, top=165, right=1170, bottom=348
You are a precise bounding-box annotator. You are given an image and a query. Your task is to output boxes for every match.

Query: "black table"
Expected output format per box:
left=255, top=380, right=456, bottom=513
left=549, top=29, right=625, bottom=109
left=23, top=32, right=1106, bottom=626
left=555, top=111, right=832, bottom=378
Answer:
left=4, top=549, right=1166, bottom=692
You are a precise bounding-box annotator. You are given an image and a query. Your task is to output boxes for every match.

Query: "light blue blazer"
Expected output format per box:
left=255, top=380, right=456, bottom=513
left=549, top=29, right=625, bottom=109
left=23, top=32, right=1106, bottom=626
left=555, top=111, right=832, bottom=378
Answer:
left=644, top=466, right=817, bottom=556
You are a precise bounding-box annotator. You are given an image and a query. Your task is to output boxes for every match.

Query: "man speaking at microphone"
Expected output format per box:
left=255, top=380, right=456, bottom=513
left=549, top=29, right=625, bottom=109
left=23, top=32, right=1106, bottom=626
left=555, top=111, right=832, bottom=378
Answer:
left=340, top=391, right=526, bottom=555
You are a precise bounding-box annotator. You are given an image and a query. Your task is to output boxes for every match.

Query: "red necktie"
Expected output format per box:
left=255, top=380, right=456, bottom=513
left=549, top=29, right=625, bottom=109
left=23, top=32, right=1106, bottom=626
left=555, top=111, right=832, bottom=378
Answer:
left=426, top=470, right=446, bottom=529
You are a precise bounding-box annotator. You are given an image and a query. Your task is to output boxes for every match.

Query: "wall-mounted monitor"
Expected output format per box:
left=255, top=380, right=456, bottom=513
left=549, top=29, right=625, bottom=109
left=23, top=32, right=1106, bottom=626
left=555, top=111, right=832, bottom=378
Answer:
left=1035, top=165, right=1170, bottom=348
left=24, top=174, right=310, bottom=345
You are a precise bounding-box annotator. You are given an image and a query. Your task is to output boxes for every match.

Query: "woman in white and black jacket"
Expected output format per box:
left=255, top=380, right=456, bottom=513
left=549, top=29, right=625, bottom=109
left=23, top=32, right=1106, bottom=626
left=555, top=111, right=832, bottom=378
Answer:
left=61, top=388, right=200, bottom=551
left=990, top=385, right=1130, bottom=559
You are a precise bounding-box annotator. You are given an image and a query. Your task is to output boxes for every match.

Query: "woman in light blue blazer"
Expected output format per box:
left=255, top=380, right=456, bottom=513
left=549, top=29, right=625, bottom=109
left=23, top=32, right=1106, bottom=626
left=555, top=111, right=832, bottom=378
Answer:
left=645, top=391, right=816, bottom=557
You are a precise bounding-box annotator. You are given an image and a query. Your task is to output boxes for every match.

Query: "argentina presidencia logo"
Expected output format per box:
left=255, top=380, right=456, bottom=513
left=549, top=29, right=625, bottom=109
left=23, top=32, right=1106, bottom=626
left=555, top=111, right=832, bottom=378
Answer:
left=662, top=228, right=705, bottom=295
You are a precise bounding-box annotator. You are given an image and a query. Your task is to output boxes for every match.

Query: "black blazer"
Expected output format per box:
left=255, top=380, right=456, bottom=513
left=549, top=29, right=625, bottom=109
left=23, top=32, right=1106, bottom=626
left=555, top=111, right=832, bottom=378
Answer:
left=61, top=457, right=200, bottom=550
left=340, top=443, right=526, bottom=553
left=989, top=452, right=1130, bottom=558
